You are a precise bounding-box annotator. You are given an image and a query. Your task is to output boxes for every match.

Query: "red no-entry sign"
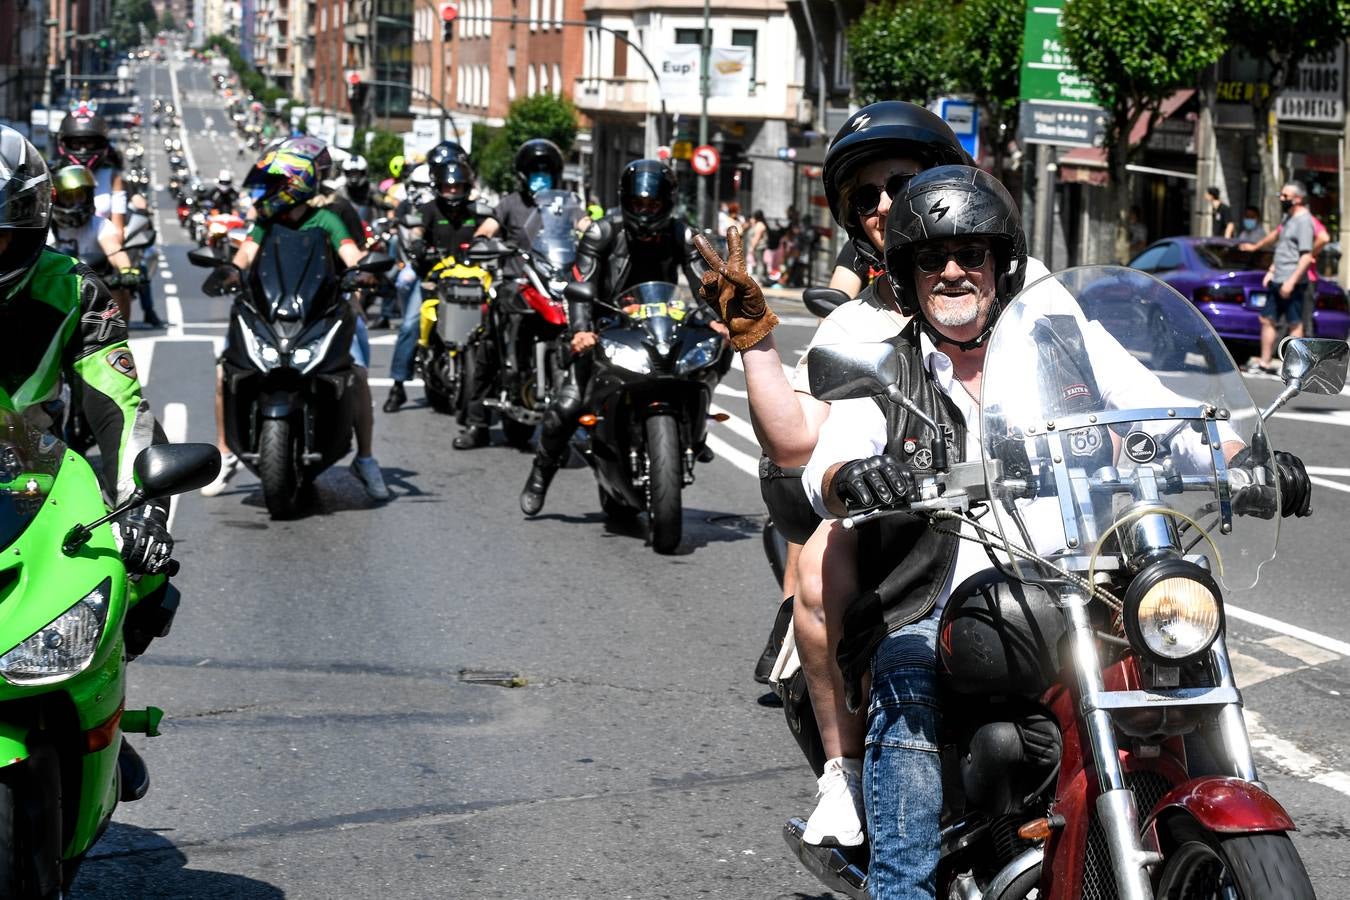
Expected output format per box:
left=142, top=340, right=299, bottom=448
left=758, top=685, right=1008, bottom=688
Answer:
left=691, top=144, right=720, bottom=176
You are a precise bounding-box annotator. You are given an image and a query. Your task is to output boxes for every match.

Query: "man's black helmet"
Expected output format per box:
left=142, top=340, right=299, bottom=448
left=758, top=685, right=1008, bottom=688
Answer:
left=430, top=159, right=474, bottom=210
left=0, top=126, right=52, bottom=299
left=57, top=114, right=112, bottom=170
left=514, top=139, right=563, bottom=197
left=883, top=165, right=1028, bottom=326
left=428, top=140, right=472, bottom=171
left=619, top=159, right=676, bottom=240
left=823, top=101, right=972, bottom=267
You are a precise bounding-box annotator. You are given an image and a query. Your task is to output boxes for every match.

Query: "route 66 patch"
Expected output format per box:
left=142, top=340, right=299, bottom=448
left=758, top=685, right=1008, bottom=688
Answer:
left=106, top=348, right=138, bottom=380
left=1067, top=425, right=1104, bottom=458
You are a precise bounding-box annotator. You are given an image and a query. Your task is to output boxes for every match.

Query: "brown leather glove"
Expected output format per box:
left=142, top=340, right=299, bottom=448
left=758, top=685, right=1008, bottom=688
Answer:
left=693, top=225, right=778, bottom=351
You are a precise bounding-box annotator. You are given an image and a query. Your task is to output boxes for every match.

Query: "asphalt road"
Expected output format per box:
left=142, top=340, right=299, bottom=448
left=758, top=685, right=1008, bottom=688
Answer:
left=70, top=56, right=1350, bottom=899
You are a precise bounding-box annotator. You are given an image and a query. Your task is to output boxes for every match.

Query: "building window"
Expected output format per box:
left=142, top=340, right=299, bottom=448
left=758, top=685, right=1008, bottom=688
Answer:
left=540, top=0, right=550, bottom=29
left=529, top=0, right=537, bottom=31
left=482, top=64, right=491, bottom=106
left=538, top=63, right=548, bottom=94
left=552, top=63, right=561, bottom=95
left=731, top=28, right=757, bottom=86
left=675, top=28, right=701, bottom=45
left=508, top=71, right=517, bottom=100
left=527, top=65, right=536, bottom=95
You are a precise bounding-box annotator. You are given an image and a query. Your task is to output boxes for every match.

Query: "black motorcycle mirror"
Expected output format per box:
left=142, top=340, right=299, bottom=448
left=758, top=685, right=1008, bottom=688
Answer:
left=802, top=287, right=849, bottom=319
left=1260, top=337, right=1350, bottom=420
left=187, top=247, right=224, bottom=268
left=62, top=444, right=222, bottom=556
left=355, top=252, right=395, bottom=274
left=807, top=343, right=950, bottom=471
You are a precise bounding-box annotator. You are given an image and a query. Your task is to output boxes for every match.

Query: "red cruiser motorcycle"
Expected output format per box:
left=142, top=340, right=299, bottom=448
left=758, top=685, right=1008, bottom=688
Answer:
left=786, top=267, right=1338, bottom=899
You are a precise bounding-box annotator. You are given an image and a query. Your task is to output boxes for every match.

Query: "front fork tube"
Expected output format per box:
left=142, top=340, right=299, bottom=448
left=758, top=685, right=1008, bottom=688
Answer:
left=1066, top=600, right=1159, bottom=900
left=1206, top=633, right=1262, bottom=784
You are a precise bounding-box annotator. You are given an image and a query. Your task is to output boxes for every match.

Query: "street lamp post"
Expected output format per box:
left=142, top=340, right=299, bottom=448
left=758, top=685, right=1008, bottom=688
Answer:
left=697, top=0, right=710, bottom=230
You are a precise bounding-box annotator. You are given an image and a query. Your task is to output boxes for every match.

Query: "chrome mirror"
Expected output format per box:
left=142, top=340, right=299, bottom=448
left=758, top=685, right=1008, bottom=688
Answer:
left=1280, top=337, right=1349, bottom=395
left=807, top=343, right=900, bottom=402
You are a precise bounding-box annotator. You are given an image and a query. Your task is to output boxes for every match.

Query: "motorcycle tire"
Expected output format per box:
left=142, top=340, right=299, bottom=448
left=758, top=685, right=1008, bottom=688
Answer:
left=1154, top=817, right=1315, bottom=899
left=599, top=486, right=639, bottom=523
left=258, top=418, right=304, bottom=519
left=423, top=348, right=461, bottom=415
left=501, top=416, right=535, bottom=449
left=645, top=414, right=683, bottom=554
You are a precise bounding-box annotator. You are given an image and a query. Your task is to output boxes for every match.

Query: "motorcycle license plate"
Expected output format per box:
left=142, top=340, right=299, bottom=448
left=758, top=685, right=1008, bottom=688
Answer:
left=1247, top=291, right=1268, bottom=311
left=627, top=301, right=688, bottom=321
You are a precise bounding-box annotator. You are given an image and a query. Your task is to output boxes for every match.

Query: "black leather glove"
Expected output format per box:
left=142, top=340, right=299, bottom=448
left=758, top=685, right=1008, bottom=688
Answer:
left=117, top=504, right=174, bottom=574
left=201, top=266, right=238, bottom=297
left=1274, top=450, right=1312, bottom=518
left=830, top=454, right=916, bottom=514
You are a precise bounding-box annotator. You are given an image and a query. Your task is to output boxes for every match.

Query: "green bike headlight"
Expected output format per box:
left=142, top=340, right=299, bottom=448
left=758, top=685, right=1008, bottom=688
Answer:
left=0, top=578, right=113, bottom=685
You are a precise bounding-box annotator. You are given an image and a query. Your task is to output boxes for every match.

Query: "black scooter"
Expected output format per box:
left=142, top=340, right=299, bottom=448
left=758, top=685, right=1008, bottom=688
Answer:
left=566, top=280, right=728, bottom=553
left=189, top=227, right=393, bottom=517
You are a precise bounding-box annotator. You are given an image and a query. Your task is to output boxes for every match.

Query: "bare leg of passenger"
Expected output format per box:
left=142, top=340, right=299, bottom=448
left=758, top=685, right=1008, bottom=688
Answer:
left=796, top=519, right=864, bottom=760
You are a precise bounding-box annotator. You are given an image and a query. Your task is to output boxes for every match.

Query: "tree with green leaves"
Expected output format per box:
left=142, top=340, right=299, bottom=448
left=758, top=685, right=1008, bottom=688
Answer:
left=109, top=0, right=157, bottom=49
left=475, top=94, right=579, bottom=194
left=1221, top=0, right=1350, bottom=221
left=847, top=0, right=953, bottom=106
left=945, top=0, right=1026, bottom=177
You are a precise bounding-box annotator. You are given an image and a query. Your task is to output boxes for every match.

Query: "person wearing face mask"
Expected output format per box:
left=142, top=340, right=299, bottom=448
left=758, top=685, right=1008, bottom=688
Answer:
left=1239, top=181, right=1317, bottom=374
left=457, top=139, right=568, bottom=449
left=1236, top=205, right=1265, bottom=243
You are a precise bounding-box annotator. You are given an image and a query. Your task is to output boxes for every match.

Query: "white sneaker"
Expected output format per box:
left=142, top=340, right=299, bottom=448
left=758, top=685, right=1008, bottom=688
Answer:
left=199, top=452, right=238, bottom=497
left=801, top=757, right=865, bottom=847
left=351, top=456, right=390, bottom=501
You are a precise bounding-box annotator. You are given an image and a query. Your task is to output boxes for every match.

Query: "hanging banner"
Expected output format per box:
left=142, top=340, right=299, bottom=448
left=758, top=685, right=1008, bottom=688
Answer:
left=1277, top=45, right=1344, bottom=124
left=708, top=47, right=752, bottom=97
left=661, top=45, right=701, bottom=100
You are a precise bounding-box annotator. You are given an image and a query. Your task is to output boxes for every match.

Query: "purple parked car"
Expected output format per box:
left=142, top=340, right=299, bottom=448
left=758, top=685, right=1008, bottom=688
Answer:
left=1128, top=238, right=1350, bottom=355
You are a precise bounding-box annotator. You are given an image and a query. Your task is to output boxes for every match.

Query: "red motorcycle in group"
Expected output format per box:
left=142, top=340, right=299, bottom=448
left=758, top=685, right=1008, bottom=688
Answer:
left=204, top=211, right=247, bottom=261
left=785, top=266, right=1337, bottom=899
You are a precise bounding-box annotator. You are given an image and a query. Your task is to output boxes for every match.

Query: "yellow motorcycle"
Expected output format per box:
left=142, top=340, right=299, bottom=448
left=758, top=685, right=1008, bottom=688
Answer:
left=416, top=255, right=493, bottom=415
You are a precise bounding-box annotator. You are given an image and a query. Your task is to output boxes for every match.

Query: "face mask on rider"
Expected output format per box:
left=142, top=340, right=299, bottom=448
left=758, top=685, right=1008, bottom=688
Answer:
left=1280, top=198, right=1295, bottom=214
left=1243, top=217, right=1258, bottom=230
left=528, top=172, right=553, bottom=194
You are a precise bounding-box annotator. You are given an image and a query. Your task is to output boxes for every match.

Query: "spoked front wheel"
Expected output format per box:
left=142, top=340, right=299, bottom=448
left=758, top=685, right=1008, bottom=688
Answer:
left=1155, top=818, right=1315, bottom=899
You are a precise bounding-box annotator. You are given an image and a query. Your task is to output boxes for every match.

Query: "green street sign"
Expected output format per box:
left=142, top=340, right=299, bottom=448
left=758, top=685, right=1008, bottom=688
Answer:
left=1019, top=0, right=1099, bottom=105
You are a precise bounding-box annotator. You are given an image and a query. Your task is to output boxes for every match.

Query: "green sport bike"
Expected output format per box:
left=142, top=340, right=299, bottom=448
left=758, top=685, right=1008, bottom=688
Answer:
left=0, top=409, right=217, bottom=897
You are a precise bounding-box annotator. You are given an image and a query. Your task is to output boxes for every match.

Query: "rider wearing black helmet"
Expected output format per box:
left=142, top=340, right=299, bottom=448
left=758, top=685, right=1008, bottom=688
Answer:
left=383, top=158, right=492, bottom=412
left=694, top=102, right=1032, bottom=852
left=458, top=138, right=569, bottom=449
left=517, top=158, right=718, bottom=515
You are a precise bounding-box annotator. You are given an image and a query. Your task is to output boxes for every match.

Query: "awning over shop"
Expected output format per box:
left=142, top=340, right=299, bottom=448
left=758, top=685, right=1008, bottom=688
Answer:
left=1056, top=89, right=1196, bottom=184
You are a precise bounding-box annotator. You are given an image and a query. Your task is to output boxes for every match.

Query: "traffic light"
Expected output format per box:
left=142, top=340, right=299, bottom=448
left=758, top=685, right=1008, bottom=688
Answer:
left=345, top=70, right=366, bottom=107
left=440, top=2, right=458, bottom=40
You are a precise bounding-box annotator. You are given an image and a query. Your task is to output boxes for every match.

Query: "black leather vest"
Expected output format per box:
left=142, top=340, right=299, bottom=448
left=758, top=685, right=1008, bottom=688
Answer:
left=836, top=322, right=968, bottom=710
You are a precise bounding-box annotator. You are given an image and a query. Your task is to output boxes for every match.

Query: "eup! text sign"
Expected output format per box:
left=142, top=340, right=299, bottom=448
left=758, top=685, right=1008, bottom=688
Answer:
left=1019, top=1, right=1098, bottom=105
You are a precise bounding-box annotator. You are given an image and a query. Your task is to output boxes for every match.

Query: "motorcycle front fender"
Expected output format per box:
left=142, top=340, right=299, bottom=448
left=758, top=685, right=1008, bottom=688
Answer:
left=258, top=390, right=302, bottom=420
left=0, top=722, right=30, bottom=766
left=1142, top=776, right=1296, bottom=840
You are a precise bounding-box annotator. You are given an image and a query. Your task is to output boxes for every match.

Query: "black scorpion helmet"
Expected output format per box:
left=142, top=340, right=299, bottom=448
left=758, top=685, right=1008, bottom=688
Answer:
left=883, top=165, right=1028, bottom=333
left=57, top=113, right=112, bottom=170
left=427, top=140, right=472, bottom=171
left=619, top=159, right=676, bottom=240
left=823, top=101, right=972, bottom=268
left=0, top=127, right=51, bottom=299
left=513, top=139, right=563, bottom=198
left=430, top=159, right=474, bottom=210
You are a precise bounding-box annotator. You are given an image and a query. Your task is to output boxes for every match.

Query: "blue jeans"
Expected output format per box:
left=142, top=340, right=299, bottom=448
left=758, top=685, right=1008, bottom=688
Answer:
left=390, top=271, right=422, bottom=383
left=865, top=616, right=941, bottom=900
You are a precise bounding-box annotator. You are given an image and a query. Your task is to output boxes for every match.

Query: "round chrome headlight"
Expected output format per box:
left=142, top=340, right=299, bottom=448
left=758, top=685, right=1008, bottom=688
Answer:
left=1124, top=560, right=1223, bottom=664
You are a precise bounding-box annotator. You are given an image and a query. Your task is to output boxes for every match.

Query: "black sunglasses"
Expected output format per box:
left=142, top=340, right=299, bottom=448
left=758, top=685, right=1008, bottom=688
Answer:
left=913, top=246, right=990, bottom=274
left=850, top=172, right=917, bottom=218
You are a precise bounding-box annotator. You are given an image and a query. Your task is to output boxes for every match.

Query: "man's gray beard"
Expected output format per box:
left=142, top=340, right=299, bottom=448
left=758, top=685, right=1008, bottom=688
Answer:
left=927, top=283, right=981, bottom=328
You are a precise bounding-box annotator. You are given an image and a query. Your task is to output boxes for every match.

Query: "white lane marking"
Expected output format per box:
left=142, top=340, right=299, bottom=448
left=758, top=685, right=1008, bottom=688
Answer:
left=167, top=293, right=184, bottom=338
left=1272, top=409, right=1350, bottom=428
left=129, top=337, right=156, bottom=386
left=162, top=282, right=177, bottom=295
left=167, top=58, right=199, bottom=176
left=1262, top=634, right=1340, bottom=666
left=710, top=403, right=759, bottom=447
left=1226, top=603, right=1350, bottom=658
left=1245, top=710, right=1350, bottom=800
left=160, top=270, right=174, bottom=280
left=1227, top=650, right=1297, bottom=688
left=1307, top=466, right=1350, bottom=476
left=163, top=402, right=187, bottom=532
left=704, top=432, right=759, bottom=477
left=714, top=383, right=748, bottom=399
left=1308, top=475, right=1350, bottom=494
left=366, top=377, right=425, bottom=388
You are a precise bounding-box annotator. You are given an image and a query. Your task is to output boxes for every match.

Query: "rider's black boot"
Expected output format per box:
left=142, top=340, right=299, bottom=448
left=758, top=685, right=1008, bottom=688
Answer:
left=383, top=382, right=406, bottom=413
left=519, top=459, right=558, bottom=517
left=118, top=737, right=150, bottom=802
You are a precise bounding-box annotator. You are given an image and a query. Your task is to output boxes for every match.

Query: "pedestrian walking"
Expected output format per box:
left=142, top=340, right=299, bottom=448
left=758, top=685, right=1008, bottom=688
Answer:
left=1246, top=181, right=1316, bottom=374
left=1206, top=186, right=1235, bottom=238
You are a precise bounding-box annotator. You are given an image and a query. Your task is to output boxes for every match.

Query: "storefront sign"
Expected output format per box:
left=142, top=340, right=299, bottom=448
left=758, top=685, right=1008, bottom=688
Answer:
left=1277, top=45, right=1344, bottom=124
left=1019, top=101, right=1107, bottom=148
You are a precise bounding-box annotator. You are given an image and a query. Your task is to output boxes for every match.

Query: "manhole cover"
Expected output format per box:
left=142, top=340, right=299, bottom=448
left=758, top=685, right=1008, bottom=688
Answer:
left=458, top=669, right=528, bottom=687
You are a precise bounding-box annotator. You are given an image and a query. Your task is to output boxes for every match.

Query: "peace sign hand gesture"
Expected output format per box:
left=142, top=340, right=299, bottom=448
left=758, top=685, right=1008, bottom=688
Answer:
left=692, top=225, right=779, bottom=351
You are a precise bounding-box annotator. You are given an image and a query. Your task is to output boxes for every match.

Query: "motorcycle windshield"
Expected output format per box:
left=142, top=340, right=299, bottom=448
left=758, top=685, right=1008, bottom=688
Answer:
left=531, top=190, right=585, bottom=270
left=0, top=412, right=65, bottom=550
left=979, top=266, right=1277, bottom=593
left=617, top=281, right=690, bottom=323
left=251, top=226, right=337, bottom=326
